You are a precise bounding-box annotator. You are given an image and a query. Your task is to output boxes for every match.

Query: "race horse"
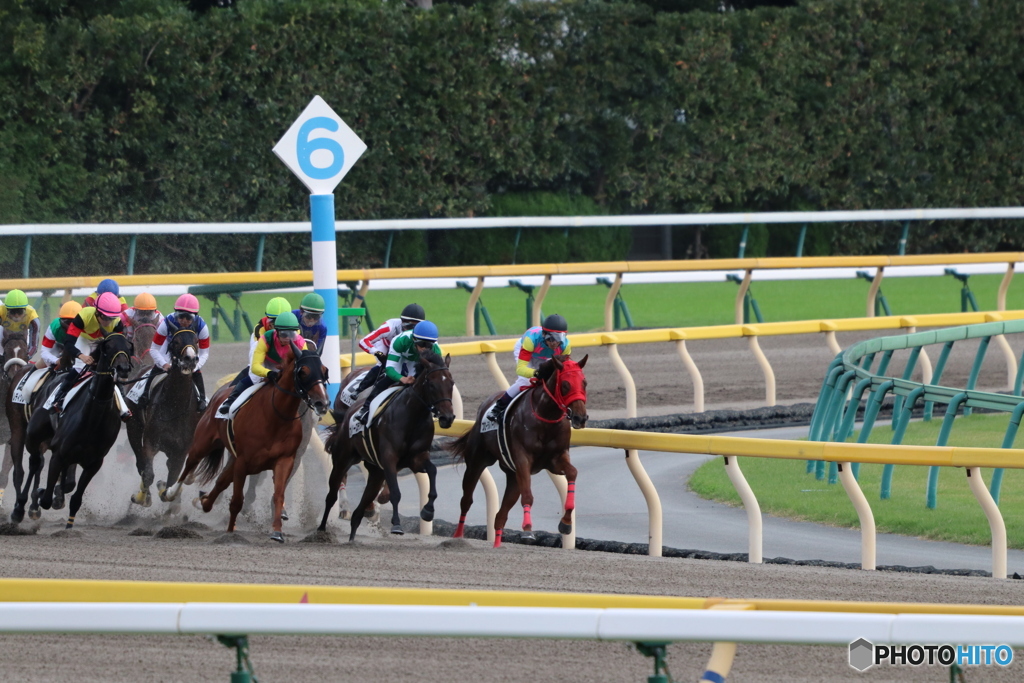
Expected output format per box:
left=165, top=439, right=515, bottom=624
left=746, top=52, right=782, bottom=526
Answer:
left=125, top=328, right=201, bottom=509
left=24, top=332, right=134, bottom=527
left=163, top=342, right=329, bottom=542
left=318, top=350, right=455, bottom=540
left=448, top=354, right=588, bottom=547
left=0, top=334, right=31, bottom=508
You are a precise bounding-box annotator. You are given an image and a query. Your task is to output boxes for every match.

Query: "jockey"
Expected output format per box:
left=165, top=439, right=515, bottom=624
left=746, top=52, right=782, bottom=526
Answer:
left=218, top=310, right=311, bottom=415
left=252, top=296, right=292, bottom=352
left=0, top=289, right=41, bottom=358
left=121, top=292, right=162, bottom=342
left=51, top=292, right=131, bottom=420
left=38, top=301, right=82, bottom=369
left=354, top=319, right=441, bottom=424
left=492, top=313, right=571, bottom=419
left=341, top=303, right=425, bottom=406
left=138, top=294, right=211, bottom=412
left=84, top=278, right=128, bottom=313
left=293, top=293, right=327, bottom=351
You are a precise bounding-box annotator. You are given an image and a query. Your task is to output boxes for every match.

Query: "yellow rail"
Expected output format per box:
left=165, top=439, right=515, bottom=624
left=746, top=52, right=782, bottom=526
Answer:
left=3, top=251, right=1020, bottom=333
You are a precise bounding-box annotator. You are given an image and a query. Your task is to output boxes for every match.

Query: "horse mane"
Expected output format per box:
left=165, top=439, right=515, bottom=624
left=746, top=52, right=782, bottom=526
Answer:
left=415, top=350, right=445, bottom=375
left=535, top=354, right=569, bottom=381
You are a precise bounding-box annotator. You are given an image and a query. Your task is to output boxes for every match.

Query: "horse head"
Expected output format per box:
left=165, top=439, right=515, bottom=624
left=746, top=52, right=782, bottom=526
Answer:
left=2, top=334, right=29, bottom=379
left=169, top=328, right=199, bottom=375
left=415, top=350, right=455, bottom=429
left=539, top=354, right=589, bottom=429
left=97, top=332, right=134, bottom=381
left=289, top=341, right=330, bottom=417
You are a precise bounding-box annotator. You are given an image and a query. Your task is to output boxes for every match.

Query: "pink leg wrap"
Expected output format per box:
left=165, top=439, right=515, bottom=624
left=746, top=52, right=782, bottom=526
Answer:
left=565, top=482, right=576, bottom=511
left=522, top=505, right=532, bottom=529
left=454, top=515, right=466, bottom=538
left=493, top=528, right=503, bottom=548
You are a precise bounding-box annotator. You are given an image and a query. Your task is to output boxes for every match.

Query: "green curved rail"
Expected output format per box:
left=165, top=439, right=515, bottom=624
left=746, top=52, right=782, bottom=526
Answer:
left=810, top=317, right=1024, bottom=507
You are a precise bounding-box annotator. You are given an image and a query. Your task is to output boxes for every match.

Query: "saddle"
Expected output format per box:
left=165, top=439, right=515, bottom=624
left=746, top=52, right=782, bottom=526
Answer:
left=12, top=366, right=52, bottom=406
left=349, top=386, right=401, bottom=438
left=481, top=390, right=529, bottom=473
left=215, top=381, right=263, bottom=421
left=125, top=367, right=166, bottom=404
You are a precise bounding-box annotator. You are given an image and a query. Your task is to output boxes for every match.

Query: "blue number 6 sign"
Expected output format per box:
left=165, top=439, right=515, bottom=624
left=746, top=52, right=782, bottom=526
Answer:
left=297, top=117, right=345, bottom=180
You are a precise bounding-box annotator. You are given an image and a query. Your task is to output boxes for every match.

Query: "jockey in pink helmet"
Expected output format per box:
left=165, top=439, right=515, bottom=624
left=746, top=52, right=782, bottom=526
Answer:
left=51, top=292, right=131, bottom=420
left=137, top=293, right=211, bottom=412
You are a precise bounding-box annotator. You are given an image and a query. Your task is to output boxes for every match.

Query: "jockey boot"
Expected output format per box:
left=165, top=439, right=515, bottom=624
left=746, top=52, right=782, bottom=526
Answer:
left=492, top=392, right=514, bottom=420
left=193, top=371, right=207, bottom=412
left=135, top=368, right=159, bottom=409
left=51, top=369, right=79, bottom=413
left=218, top=376, right=250, bottom=415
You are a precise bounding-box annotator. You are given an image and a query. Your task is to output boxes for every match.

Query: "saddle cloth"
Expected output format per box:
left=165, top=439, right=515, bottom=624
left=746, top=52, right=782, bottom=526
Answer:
left=125, top=368, right=167, bottom=403
left=214, top=381, right=263, bottom=420
left=348, top=386, right=401, bottom=438
left=42, top=375, right=90, bottom=412
left=338, top=377, right=365, bottom=407
left=12, top=367, right=51, bottom=405
left=482, top=390, right=528, bottom=473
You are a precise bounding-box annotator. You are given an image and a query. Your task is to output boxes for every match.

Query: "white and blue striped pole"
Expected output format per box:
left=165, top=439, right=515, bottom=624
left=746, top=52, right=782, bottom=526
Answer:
left=311, top=194, right=341, bottom=401
left=273, top=96, right=366, bottom=404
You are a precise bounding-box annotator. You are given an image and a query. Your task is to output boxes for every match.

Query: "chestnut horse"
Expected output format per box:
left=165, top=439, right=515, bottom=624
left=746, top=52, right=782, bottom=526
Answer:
left=0, top=335, right=33, bottom=509
left=163, top=342, right=329, bottom=542
left=318, top=350, right=455, bottom=539
left=125, top=328, right=201, bottom=509
left=449, top=354, right=588, bottom=547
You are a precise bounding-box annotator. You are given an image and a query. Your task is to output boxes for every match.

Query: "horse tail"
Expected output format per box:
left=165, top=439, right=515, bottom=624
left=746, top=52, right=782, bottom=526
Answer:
left=447, top=425, right=479, bottom=464
left=194, top=446, right=226, bottom=486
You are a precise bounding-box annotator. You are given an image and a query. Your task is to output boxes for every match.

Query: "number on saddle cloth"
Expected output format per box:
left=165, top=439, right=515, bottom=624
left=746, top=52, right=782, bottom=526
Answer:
left=348, top=385, right=401, bottom=438
left=12, top=366, right=51, bottom=405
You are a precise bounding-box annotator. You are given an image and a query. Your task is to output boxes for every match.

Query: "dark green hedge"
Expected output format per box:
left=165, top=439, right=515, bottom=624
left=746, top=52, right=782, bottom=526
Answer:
left=1, top=0, right=1022, bottom=276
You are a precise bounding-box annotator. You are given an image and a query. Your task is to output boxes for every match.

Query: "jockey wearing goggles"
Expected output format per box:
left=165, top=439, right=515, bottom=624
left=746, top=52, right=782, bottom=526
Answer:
left=292, top=292, right=327, bottom=351
left=218, top=311, right=312, bottom=415
left=0, top=289, right=41, bottom=358
left=353, top=319, right=442, bottom=425
left=342, top=303, right=426, bottom=406
left=137, top=294, right=211, bottom=412
left=51, top=292, right=131, bottom=420
left=121, top=292, right=162, bottom=342
left=492, top=314, right=572, bottom=419
left=83, top=278, right=128, bottom=313
left=38, top=300, right=82, bottom=369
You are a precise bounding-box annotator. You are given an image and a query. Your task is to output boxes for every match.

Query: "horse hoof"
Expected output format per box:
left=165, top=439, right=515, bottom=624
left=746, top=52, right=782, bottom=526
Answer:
left=10, top=508, right=24, bottom=524
left=280, top=508, right=289, bottom=522
left=28, top=506, right=41, bottom=521
left=419, top=507, right=434, bottom=523
left=521, top=531, right=536, bottom=541
left=269, top=531, right=284, bottom=543
left=156, top=481, right=168, bottom=502
left=338, top=508, right=351, bottom=520
left=558, top=521, right=573, bottom=535
left=192, top=492, right=206, bottom=511
left=390, top=524, right=404, bottom=535
left=130, top=490, right=152, bottom=508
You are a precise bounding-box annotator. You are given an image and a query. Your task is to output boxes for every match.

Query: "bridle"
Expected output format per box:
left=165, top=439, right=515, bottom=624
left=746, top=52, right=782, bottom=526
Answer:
left=530, top=363, right=586, bottom=424
left=93, top=333, right=133, bottom=378
left=270, top=351, right=328, bottom=421
left=410, top=364, right=454, bottom=418
left=130, top=321, right=158, bottom=363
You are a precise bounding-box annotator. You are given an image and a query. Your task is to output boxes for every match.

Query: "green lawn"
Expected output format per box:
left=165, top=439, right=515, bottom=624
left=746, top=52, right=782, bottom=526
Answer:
left=83, top=271, right=1024, bottom=342
left=689, top=413, right=1024, bottom=548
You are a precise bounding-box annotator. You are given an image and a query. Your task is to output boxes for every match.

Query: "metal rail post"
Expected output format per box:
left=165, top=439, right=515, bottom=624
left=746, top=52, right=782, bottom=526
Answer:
left=723, top=456, right=762, bottom=563
left=927, top=392, right=968, bottom=509
left=989, top=401, right=1024, bottom=505
left=880, top=387, right=925, bottom=499
left=837, top=462, right=876, bottom=570
left=923, top=341, right=954, bottom=421
left=964, top=336, right=991, bottom=417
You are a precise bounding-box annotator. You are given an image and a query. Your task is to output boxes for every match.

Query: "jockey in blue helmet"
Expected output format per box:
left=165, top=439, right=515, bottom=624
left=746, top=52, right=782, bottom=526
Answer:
left=354, top=320, right=442, bottom=424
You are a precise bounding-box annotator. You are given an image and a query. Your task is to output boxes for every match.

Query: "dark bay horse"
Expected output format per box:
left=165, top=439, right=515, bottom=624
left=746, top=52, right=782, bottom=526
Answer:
left=25, top=333, right=134, bottom=528
left=449, top=354, right=588, bottom=548
left=0, top=335, right=32, bottom=508
left=163, top=343, right=329, bottom=542
left=125, top=328, right=200, bottom=509
left=318, top=351, right=455, bottom=540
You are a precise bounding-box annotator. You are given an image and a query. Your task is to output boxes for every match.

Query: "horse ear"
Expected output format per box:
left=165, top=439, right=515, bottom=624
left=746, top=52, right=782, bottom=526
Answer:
left=290, top=340, right=301, bottom=358
left=444, top=353, right=451, bottom=368
left=577, top=354, right=588, bottom=370
left=316, top=342, right=324, bottom=357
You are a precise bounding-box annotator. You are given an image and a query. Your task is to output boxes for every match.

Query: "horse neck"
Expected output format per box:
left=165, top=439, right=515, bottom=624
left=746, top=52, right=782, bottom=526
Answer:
left=397, top=368, right=438, bottom=419
left=265, top=355, right=302, bottom=415
left=531, top=370, right=564, bottom=417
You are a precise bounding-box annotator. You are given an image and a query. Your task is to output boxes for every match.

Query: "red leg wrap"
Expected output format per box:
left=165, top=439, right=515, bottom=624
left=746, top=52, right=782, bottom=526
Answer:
left=454, top=515, right=466, bottom=538
left=522, top=505, right=532, bottom=529
left=565, top=482, right=576, bottom=511
left=493, top=528, right=503, bottom=548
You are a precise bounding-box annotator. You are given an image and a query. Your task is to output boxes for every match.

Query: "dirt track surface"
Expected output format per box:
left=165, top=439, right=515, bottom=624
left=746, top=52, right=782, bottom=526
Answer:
left=2, top=329, right=1022, bottom=682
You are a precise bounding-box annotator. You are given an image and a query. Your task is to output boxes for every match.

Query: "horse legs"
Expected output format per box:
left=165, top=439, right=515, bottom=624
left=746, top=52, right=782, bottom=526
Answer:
left=551, top=454, right=578, bottom=535
left=241, top=471, right=262, bottom=514
left=65, top=461, right=101, bottom=530
left=51, top=464, right=77, bottom=511
left=199, top=456, right=236, bottom=516
left=418, top=456, right=438, bottom=523
left=268, top=455, right=295, bottom=542
left=319, top=459, right=351, bottom=531
left=514, top=464, right=536, bottom=539
left=127, top=421, right=154, bottom=508
left=382, top=462, right=403, bottom=536
left=349, top=466, right=385, bottom=542
left=492, top=474, right=522, bottom=549
left=454, top=457, right=489, bottom=538
left=159, top=448, right=188, bottom=506
left=0, top=443, right=13, bottom=506
left=38, top=447, right=64, bottom=511
left=226, top=464, right=247, bottom=534
left=23, top=444, right=46, bottom=521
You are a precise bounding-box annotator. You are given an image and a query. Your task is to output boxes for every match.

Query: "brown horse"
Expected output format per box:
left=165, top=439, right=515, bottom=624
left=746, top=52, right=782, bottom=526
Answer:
left=318, top=350, right=455, bottom=540
left=449, top=354, right=588, bottom=548
left=328, top=365, right=389, bottom=519
left=125, top=328, right=201, bottom=509
left=163, top=343, right=329, bottom=542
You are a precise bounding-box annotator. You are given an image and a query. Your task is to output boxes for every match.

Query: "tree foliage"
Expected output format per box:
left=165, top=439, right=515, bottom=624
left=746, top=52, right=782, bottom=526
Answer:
left=1, top=0, right=1022, bottom=276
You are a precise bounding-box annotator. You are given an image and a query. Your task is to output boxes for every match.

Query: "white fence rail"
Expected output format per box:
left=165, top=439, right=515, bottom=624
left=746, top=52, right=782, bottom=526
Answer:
left=4, top=602, right=1024, bottom=646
